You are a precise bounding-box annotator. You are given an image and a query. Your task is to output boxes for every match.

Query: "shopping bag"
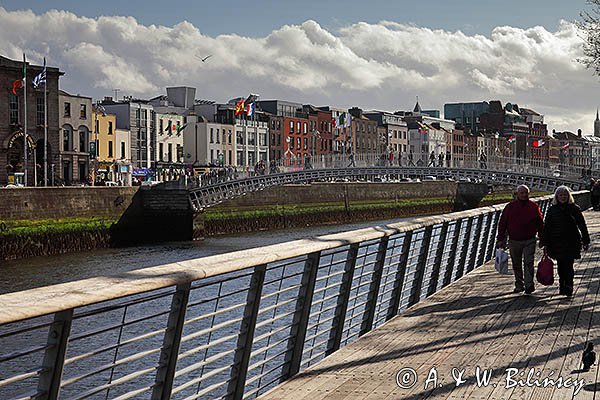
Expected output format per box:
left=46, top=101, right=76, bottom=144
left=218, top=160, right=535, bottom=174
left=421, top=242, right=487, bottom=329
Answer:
left=536, top=252, right=554, bottom=286
left=495, top=248, right=510, bottom=274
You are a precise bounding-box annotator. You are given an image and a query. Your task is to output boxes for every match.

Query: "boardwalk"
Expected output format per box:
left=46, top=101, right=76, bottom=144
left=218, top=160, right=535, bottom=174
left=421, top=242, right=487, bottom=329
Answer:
left=259, top=210, right=600, bottom=400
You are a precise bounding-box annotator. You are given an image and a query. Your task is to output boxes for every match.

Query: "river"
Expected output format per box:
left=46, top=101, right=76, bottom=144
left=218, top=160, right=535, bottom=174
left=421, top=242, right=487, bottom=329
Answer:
left=0, top=216, right=417, bottom=294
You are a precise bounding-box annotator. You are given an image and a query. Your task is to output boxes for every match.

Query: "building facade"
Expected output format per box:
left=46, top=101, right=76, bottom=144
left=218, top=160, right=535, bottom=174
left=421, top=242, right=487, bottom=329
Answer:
left=0, top=56, right=62, bottom=186
left=58, top=91, right=92, bottom=184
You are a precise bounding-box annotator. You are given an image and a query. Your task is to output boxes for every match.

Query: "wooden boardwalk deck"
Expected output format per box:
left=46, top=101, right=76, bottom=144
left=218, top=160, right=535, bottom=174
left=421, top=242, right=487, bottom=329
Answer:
left=259, top=210, right=600, bottom=400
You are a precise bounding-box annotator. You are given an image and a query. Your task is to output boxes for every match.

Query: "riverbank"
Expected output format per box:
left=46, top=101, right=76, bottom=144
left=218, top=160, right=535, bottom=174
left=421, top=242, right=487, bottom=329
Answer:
left=0, top=192, right=531, bottom=262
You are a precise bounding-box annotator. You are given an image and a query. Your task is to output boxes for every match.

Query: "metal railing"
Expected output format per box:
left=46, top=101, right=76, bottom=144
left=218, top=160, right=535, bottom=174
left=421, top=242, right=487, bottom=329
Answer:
left=188, top=166, right=585, bottom=211
left=0, top=192, right=589, bottom=400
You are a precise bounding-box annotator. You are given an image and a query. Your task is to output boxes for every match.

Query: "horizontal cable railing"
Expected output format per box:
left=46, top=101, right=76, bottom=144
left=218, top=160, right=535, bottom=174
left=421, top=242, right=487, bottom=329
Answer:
left=0, top=192, right=590, bottom=399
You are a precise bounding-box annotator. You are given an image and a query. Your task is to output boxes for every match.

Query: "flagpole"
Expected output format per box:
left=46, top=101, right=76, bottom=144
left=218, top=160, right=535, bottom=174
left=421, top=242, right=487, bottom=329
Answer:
left=44, top=57, right=48, bottom=186
left=23, top=53, right=28, bottom=187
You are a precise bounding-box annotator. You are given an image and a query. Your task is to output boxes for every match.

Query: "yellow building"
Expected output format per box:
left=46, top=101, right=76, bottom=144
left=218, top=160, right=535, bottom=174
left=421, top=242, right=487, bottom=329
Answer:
left=92, top=107, right=117, bottom=183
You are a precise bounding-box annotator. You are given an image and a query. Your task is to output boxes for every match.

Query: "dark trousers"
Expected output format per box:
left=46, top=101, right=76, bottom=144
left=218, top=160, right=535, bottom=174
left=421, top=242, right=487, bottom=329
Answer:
left=556, top=257, right=575, bottom=295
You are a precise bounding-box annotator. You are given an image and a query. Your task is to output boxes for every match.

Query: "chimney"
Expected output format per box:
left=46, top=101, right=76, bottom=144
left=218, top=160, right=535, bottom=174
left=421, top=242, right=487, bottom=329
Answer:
left=104, top=96, right=113, bottom=102
left=578, top=128, right=582, bottom=137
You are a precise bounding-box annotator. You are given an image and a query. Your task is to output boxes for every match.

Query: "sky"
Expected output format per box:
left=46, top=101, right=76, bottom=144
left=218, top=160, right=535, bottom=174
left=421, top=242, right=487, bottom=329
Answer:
left=0, top=1, right=597, bottom=133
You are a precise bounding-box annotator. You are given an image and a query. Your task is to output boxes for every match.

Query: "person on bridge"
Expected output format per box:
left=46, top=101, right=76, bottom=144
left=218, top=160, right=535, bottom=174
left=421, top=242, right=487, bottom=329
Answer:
left=428, top=151, right=436, bottom=167
left=347, top=152, right=356, bottom=167
left=408, top=151, right=415, bottom=166
left=540, top=186, right=590, bottom=297
left=496, top=185, right=544, bottom=294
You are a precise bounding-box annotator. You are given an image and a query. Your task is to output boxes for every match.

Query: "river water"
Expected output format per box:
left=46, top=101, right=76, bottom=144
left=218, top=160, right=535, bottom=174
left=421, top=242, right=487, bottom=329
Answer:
left=0, top=216, right=416, bottom=294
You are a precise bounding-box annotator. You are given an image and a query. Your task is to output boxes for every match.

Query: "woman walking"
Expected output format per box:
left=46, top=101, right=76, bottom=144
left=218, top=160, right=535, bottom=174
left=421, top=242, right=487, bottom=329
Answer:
left=541, top=186, right=590, bottom=297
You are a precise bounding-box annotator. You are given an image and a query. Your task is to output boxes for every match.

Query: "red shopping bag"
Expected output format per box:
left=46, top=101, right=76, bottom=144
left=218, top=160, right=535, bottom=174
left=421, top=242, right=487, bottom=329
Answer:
left=536, top=251, right=554, bottom=286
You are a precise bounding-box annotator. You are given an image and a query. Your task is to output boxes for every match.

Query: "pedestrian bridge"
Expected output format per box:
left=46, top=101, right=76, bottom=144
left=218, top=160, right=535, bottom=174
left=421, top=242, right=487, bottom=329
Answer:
left=0, top=192, right=594, bottom=399
left=188, top=166, right=586, bottom=211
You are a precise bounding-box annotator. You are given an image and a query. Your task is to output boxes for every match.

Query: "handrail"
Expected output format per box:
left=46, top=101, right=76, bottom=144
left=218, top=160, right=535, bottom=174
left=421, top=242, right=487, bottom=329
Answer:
left=0, top=201, right=518, bottom=326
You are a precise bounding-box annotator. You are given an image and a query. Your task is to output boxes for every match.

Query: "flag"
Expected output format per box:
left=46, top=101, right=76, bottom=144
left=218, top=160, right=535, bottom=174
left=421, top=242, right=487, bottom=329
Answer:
left=338, top=113, right=346, bottom=127
left=32, top=57, right=46, bottom=89
left=417, top=121, right=428, bottom=134
left=532, top=139, right=545, bottom=148
left=11, top=78, right=23, bottom=95
left=345, top=113, right=351, bottom=128
left=235, top=100, right=245, bottom=116
left=332, top=118, right=337, bottom=129
left=164, top=121, right=172, bottom=135
left=245, top=102, right=255, bottom=116
left=176, top=123, right=188, bottom=136
left=561, top=143, right=570, bottom=151
left=507, top=136, right=516, bottom=143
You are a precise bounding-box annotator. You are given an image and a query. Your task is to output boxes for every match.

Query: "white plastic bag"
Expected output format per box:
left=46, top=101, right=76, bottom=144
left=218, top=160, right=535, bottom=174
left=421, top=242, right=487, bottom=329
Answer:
left=495, top=248, right=510, bottom=274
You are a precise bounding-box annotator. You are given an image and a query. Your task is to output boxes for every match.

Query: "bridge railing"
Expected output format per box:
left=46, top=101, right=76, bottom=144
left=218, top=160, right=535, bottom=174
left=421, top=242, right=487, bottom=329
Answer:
left=0, top=192, right=589, bottom=400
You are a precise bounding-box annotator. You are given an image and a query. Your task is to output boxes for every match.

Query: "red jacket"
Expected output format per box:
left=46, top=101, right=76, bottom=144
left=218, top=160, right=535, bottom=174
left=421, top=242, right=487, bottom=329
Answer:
left=497, top=200, right=544, bottom=242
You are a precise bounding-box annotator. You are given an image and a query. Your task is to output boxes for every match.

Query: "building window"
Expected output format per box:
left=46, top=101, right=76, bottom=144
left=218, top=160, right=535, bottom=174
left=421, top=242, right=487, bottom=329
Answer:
left=108, top=121, right=113, bottom=135
left=80, top=104, right=86, bottom=119
left=63, top=127, right=72, bottom=151
left=79, top=128, right=87, bottom=152
left=228, top=130, right=232, bottom=144
left=160, top=119, right=163, bottom=134
left=64, top=102, right=71, bottom=118
left=95, top=119, right=99, bottom=134
left=159, top=143, right=164, bottom=161
left=168, top=143, right=172, bottom=162
left=121, top=142, right=126, bottom=159
left=290, top=121, right=294, bottom=133
left=210, top=128, right=214, bottom=143
left=303, top=122, right=307, bottom=134
left=36, top=96, right=44, bottom=126
left=176, top=144, right=181, bottom=162
left=216, top=128, right=220, bottom=143
left=108, top=141, right=113, bottom=158
left=9, top=94, right=18, bottom=124
left=297, top=121, right=301, bottom=133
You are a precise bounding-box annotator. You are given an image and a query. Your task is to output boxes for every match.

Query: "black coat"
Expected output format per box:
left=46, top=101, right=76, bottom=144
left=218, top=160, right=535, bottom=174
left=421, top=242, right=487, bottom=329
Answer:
left=542, top=203, right=590, bottom=260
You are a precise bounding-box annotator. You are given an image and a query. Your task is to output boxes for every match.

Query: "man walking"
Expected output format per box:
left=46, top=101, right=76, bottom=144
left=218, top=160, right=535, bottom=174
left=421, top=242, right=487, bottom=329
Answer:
left=496, top=185, right=544, bottom=294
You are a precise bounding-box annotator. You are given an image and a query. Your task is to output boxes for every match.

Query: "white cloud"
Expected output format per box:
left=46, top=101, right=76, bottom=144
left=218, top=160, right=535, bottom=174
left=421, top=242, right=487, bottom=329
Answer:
left=0, top=8, right=596, bottom=132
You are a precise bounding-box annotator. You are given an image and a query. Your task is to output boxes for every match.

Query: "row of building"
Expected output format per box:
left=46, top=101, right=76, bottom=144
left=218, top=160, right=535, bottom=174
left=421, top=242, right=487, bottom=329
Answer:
left=2, top=55, right=599, bottom=186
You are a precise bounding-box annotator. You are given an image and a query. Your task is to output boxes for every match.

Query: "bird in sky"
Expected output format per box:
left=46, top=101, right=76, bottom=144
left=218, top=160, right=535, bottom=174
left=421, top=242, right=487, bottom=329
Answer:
left=197, top=54, right=212, bottom=62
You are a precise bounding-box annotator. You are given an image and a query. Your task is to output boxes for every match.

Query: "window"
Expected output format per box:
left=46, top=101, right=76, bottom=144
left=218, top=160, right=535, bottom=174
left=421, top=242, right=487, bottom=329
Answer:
left=64, top=102, right=71, bottom=118
left=160, top=119, right=163, bottom=134
left=290, top=121, right=294, bottom=133
left=223, top=131, right=226, bottom=144
left=121, top=142, right=126, bottom=159
left=36, top=96, right=44, bottom=126
left=108, top=121, right=113, bottom=135
left=9, top=94, right=18, bottom=124
left=304, top=138, right=308, bottom=150
left=210, top=128, right=214, bottom=143
left=216, top=128, right=220, bottom=144
left=159, top=143, right=164, bottom=161
left=303, top=122, right=307, bottom=134
left=228, top=130, right=232, bottom=144
left=168, top=143, right=172, bottom=162
left=297, top=121, right=301, bottom=133
left=63, top=127, right=72, bottom=151
left=176, top=144, right=181, bottom=162
left=95, top=119, right=99, bottom=134
left=80, top=104, right=86, bottom=119
left=79, top=129, right=87, bottom=152
left=108, top=141, right=113, bottom=158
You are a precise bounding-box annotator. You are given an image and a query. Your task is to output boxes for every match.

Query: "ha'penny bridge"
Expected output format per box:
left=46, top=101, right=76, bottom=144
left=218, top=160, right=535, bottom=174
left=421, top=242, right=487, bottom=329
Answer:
left=0, top=183, right=599, bottom=398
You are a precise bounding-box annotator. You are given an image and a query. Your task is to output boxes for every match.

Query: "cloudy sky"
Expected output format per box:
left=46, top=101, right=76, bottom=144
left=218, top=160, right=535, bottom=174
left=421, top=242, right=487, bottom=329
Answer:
left=0, top=1, right=598, bottom=133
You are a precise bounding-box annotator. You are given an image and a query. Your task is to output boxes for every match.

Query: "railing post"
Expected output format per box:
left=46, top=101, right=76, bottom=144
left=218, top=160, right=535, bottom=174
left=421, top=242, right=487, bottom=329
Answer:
left=477, top=213, right=492, bottom=267
left=283, top=251, right=321, bottom=379
left=387, top=231, right=413, bottom=320
left=456, top=217, right=474, bottom=279
left=227, top=264, right=266, bottom=400
left=360, top=236, right=389, bottom=336
left=427, top=223, right=449, bottom=297
left=152, top=283, right=191, bottom=400
left=37, top=309, right=73, bottom=400
left=408, top=226, right=433, bottom=307
left=443, top=220, right=462, bottom=287
left=468, top=215, right=484, bottom=271
left=326, top=243, right=359, bottom=356
left=486, top=211, right=501, bottom=261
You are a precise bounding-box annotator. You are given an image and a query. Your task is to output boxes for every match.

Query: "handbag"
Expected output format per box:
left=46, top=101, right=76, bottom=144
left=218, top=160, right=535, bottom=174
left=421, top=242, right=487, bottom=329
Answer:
left=536, top=250, right=554, bottom=286
left=495, top=248, right=510, bottom=275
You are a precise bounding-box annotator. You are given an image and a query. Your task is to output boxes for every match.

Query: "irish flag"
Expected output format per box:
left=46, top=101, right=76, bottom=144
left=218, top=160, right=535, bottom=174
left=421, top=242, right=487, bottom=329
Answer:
left=532, top=139, right=545, bottom=148
left=507, top=136, right=516, bottom=143
left=561, top=143, right=570, bottom=150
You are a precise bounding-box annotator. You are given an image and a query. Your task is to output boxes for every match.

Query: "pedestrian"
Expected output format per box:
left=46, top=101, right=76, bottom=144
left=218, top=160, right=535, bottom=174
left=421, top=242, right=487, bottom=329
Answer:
left=438, top=153, right=444, bottom=167
left=408, top=151, right=415, bottom=166
left=347, top=152, right=356, bottom=167
left=540, top=186, right=590, bottom=297
left=480, top=152, right=488, bottom=169
left=592, top=180, right=600, bottom=211
left=428, top=151, right=435, bottom=166
left=496, top=185, right=544, bottom=294
left=446, top=151, right=451, bottom=168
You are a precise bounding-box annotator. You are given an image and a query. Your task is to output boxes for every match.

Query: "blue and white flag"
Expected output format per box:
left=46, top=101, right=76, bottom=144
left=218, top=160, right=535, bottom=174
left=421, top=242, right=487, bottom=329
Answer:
left=32, top=58, right=46, bottom=89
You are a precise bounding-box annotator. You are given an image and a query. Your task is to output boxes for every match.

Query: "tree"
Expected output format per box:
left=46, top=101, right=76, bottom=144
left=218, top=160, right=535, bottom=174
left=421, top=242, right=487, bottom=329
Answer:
left=578, top=0, right=600, bottom=74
